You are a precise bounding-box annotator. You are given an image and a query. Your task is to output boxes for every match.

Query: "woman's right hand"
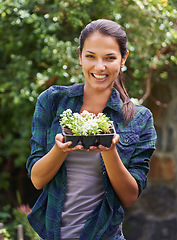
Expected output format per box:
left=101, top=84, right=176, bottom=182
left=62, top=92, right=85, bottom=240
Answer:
left=31, top=133, right=84, bottom=189
left=55, top=133, right=84, bottom=152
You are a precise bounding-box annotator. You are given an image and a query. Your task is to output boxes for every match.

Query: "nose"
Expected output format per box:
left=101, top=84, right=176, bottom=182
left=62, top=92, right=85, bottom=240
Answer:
left=94, top=59, right=105, bottom=71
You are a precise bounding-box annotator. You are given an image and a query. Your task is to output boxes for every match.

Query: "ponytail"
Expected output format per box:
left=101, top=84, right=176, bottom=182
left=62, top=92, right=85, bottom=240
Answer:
left=114, top=71, right=136, bottom=125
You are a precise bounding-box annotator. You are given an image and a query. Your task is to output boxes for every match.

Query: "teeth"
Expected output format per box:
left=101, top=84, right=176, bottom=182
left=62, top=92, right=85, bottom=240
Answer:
left=93, top=74, right=107, bottom=79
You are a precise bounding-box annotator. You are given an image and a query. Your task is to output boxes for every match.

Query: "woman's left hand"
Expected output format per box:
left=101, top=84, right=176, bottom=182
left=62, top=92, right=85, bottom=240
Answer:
left=88, top=134, right=120, bottom=152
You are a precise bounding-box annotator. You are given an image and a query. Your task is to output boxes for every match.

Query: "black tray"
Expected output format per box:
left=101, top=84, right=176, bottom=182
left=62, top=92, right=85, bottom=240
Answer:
left=62, top=124, right=115, bottom=149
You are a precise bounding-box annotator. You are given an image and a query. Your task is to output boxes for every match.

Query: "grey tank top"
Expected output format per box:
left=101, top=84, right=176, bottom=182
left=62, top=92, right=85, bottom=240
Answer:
left=60, top=150, right=105, bottom=239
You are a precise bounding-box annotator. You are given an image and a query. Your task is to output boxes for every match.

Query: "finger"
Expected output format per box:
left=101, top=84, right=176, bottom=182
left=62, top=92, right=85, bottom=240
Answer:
left=89, top=146, right=99, bottom=151
left=112, top=134, right=120, bottom=144
left=62, top=143, right=84, bottom=152
left=98, top=145, right=109, bottom=151
left=73, top=144, right=84, bottom=151
left=56, top=140, right=72, bottom=150
left=55, top=133, right=65, bottom=143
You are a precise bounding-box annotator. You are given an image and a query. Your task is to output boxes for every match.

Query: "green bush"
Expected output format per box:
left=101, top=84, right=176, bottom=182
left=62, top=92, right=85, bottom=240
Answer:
left=0, top=0, right=176, bottom=206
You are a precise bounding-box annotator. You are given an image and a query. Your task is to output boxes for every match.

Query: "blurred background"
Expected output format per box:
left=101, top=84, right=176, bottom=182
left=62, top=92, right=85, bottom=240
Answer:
left=0, top=0, right=177, bottom=239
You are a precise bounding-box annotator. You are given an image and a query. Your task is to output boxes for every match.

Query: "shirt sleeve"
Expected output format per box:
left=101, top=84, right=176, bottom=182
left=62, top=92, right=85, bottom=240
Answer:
left=127, top=108, right=157, bottom=196
left=26, top=89, right=52, bottom=177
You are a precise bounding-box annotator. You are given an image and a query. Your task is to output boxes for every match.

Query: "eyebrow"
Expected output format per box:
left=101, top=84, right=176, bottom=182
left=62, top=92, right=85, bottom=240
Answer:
left=106, top=53, right=116, bottom=56
left=86, top=51, right=95, bottom=54
left=85, top=51, right=116, bottom=55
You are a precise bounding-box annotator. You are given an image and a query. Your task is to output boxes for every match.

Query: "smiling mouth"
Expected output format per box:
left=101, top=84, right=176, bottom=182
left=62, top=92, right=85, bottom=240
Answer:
left=92, top=73, right=108, bottom=80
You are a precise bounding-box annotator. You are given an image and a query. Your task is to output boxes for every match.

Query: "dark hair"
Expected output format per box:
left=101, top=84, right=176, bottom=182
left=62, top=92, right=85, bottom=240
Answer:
left=78, top=19, right=136, bottom=124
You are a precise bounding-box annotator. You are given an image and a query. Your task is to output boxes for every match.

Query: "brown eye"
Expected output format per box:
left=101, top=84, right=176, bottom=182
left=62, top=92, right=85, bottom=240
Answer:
left=107, top=56, right=116, bottom=60
left=86, top=55, right=94, bottom=58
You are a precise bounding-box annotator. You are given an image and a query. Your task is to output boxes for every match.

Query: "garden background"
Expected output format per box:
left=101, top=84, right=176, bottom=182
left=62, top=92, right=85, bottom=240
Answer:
left=0, top=0, right=177, bottom=239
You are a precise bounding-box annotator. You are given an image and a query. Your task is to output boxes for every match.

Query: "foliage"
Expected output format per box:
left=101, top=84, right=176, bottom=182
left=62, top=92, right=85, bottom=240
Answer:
left=111, top=0, right=177, bottom=97
left=0, top=227, right=12, bottom=240
left=0, top=0, right=176, bottom=204
left=0, top=205, right=38, bottom=240
left=0, top=206, right=11, bottom=223
left=12, top=205, right=38, bottom=240
left=60, top=109, right=113, bottom=135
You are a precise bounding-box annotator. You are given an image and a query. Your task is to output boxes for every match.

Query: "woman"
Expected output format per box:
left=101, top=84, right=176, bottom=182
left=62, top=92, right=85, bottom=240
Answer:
left=26, top=19, right=157, bottom=240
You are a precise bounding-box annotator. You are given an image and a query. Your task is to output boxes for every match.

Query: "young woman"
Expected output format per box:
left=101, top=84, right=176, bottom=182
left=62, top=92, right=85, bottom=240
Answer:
left=26, top=19, right=157, bottom=240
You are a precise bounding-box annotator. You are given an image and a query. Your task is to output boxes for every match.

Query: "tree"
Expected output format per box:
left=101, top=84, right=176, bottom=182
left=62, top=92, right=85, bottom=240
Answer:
left=0, top=0, right=176, bottom=206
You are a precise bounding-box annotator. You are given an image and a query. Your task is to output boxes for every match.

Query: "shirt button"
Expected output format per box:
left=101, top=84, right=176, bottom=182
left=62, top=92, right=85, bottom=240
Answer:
left=103, top=171, right=107, bottom=175
left=124, top=139, right=128, bottom=143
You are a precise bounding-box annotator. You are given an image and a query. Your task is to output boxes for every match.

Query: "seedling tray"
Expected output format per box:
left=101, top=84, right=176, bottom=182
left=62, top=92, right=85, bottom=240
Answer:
left=62, top=124, right=115, bottom=149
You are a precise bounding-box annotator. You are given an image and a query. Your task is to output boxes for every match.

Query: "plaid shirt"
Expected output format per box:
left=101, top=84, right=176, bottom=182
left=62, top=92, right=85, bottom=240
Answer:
left=26, top=83, right=156, bottom=240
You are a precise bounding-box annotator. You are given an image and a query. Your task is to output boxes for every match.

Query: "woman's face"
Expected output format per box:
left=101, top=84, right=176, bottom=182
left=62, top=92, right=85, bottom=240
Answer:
left=79, top=31, right=127, bottom=92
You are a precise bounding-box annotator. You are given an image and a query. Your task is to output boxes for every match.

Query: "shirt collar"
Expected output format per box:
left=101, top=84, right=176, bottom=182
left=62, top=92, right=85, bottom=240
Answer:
left=106, top=87, right=123, bottom=112
left=68, top=83, right=84, bottom=97
left=68, top=83, right=122, bottom=112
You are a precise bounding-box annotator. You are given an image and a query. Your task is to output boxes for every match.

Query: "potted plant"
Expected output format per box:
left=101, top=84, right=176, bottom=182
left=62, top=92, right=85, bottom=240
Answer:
left=60, top=109, right=115, bottom=149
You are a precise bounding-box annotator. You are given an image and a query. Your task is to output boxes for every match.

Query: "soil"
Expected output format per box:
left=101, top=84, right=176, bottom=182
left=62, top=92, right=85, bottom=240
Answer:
left=63, top=127, right=73, bottom=135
